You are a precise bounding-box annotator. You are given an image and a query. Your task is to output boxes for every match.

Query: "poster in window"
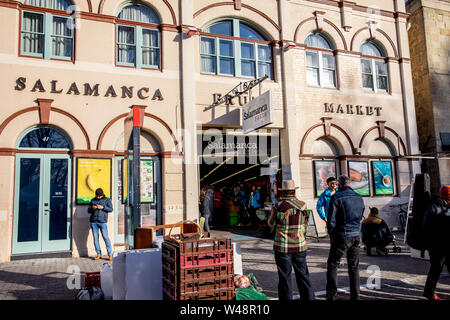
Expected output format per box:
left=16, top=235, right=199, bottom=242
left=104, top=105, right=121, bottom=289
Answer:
left=313, top=160, right=337, bottom=197
left=122, top=158, right=128, bottom=204
left=140, top=160, right=154, bottom=203
left=76, top=158, right=111, bottom=204
left=348, top=161, right=370, bottom=196
left=372, top=161, right=394, bottom=195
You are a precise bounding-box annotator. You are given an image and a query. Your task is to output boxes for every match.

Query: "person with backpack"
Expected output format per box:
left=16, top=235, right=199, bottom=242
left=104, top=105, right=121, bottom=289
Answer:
left=423, top=185, right=450, bottom=300
left=361, top=207, right=394, bottom=256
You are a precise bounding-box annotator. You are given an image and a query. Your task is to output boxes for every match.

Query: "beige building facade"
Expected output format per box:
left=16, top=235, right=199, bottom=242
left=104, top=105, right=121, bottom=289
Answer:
left=0, top=0, right=420, bottom=263
left=406, top=0, right=450, bottom=194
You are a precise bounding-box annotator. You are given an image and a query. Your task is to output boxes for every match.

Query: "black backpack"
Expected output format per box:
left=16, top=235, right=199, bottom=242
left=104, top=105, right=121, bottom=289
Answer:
left=406, top=173, right=431, bottom=250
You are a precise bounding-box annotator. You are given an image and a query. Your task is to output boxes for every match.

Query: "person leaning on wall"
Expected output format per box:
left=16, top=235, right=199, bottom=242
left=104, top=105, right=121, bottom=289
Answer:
left=88, top=188, right=113, bottom=261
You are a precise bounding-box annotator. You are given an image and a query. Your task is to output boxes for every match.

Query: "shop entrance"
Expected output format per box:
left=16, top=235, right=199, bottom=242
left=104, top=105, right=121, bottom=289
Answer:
left=198, top=129, right=280, bottom=230
left=12, top=127, right=72, bottom=255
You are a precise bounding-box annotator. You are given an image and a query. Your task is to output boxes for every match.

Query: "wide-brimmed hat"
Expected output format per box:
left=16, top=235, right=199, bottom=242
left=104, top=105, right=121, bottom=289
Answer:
left=279, top=180, right=299, bottom=191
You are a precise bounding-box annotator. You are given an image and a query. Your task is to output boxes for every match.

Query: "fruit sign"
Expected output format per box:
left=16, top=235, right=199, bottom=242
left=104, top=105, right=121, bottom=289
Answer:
left=76, top=158, right=112, bottom=204
left=140, top=160, right=154, bottom=203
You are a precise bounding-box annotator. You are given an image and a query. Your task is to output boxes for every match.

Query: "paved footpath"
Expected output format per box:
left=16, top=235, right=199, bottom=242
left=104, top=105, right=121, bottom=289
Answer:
left=0, top=229, right=449, bottom=300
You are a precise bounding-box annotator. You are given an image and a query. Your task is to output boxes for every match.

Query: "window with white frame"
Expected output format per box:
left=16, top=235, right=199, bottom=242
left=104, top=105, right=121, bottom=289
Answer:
left=200, top=19, right=273, bottom=79
left=305, top=32, right=336, bottom=88
left=20, top=0, right=74, bottom=60
left=360, top=41, right=388, bottom=92
left=116, top=3, right=160, bottom=69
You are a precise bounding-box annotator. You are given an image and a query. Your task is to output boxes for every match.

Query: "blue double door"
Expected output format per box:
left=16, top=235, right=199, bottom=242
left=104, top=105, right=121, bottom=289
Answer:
left=12, top=154, right=72, bottom=255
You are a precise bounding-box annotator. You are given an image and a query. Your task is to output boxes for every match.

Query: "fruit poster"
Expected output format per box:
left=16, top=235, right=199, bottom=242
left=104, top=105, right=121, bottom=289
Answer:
left=140, top=160, right=154, bottom=203
left=348, top=161, right=370, bottom=196
left=76, top=158, right=111, bottom=204
left=372, top=161, right=394, bottom=195
left=313, top=160, right=337, bottom=197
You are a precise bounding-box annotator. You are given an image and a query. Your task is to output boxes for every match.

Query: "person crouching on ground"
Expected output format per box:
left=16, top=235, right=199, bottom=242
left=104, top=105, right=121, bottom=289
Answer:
left=316, top=177, right=338, bottom=223
left=326, top=175, right=365, bottom=301
left=268, top=180, right=315, bottom=301
left=361, top=207, right=394, bottom=256
left=88, top=188, right=113, bottom=261
left=423, top=185, right=450, bottom=300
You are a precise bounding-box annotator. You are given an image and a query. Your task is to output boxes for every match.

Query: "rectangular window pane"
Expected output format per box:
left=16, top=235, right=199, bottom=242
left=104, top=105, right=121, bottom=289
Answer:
left=142, top=48, right=159, bottom=66
left=142, top=29, right=158, bottom=47
left=52, top=37, right=72, bottom=57
left=220, top=57, right=234, bottom=75
left=241, top=60, right=255, bottom=77
left=23, top=12, right=44, bottom=33
left=306, top=67, right=319, bottom=86
left=118, top=45, right=135, bottom=64
left=201, top=56, right=216, bottom=73
left=377, top=76, right=388, bottom=90
left=18, top=158, right=40, bottom=242
left=49, top=159, right=68, bottom=241
left=258, top=45, right=271, bottom=61
left=361, top=59, right=372, bottom=74
left=322, top=69, right=335, bottom=87
left=362, top=74, right=373, bottom=89
left=53, top=16, right=72, bottom=37
left=118, top=26, right=134, bottom=44
left=200, top=37, right=215, bottom=55
left=219, top=39, right=233, bottom=57
left=322, top=53, right=335, bottom=69
left=258, top=62, right=272, bottom=79
left=22, top=12, right=44, bottom=54
left=306, top=51, right=319, bottom=67
left=241, top=42, right=255, bottom=60
left=376, top=61, right=387, bottom=76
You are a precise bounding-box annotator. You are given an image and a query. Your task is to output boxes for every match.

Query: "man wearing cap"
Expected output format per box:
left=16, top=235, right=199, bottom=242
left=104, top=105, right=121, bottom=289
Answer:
left=423, top=185, right=450, bottom=300
left=88, top=188, right=113, bottom=260
left=268, top=180, right=315, bottom=301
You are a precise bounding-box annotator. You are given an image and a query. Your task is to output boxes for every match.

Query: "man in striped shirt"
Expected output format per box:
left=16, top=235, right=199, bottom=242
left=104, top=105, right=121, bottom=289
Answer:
left=268, top=180, right=315, bottom=301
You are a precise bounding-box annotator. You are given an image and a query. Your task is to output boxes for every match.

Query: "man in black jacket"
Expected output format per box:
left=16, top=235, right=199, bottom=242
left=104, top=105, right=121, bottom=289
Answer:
left=326, top=175, right=365, bottom=301
left=423, top=185, right=450, bottom=300
left=88, top=188, right=113, bottom=260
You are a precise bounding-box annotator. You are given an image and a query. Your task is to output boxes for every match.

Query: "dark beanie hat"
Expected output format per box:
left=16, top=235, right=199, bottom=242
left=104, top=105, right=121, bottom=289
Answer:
left=95, top=188, right=105, bottom=197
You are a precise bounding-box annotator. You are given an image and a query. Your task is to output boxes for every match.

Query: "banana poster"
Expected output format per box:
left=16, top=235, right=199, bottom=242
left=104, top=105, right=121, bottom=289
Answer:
left=76, top=158, right=112, bottom=204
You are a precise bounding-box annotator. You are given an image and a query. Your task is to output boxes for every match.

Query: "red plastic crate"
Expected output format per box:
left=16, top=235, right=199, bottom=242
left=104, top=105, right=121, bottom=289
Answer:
left=164, top=264, right=233, bottom=283
left=180, top=251, right=233, bottom=267
left=163, top=285, right=235, bottom=301
left=84, top=272, right=101, bottom=288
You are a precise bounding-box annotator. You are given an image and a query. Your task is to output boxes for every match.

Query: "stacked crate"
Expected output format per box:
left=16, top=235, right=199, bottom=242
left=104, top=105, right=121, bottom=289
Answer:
left=162, top=237, right=234, bottom=300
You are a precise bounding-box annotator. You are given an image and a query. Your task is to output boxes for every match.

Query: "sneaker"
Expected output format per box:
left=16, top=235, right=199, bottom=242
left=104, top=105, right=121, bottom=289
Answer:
left=94, top=254, right=101, bottom=260
left=108, top=255, right=113, bottom=261
left=423, top=292, right=442, bottom=300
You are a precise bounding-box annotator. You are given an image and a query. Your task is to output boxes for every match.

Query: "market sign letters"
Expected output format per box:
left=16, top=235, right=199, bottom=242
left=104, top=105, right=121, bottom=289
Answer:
left=14, top=77, right=164, bottom=101
left=324, top=103, right=382, bottom=116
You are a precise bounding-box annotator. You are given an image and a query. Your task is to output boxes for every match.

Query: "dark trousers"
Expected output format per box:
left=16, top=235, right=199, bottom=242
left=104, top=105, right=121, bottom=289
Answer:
left=424, top=247, right=450, bottom=296
left=326, top=235, right=361, bottom=300
left=274, top=250, right=315, bottom=301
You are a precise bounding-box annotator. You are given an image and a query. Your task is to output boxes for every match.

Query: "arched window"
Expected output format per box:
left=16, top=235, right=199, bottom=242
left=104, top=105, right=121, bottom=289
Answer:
left=116, top=2, right=161, bottom=69
left=200, top=19, right=273, bottom=79
left=18, top=126, right=72, bottom=149
left=305, top=32, right=336, bottom=87
left=21, top=0, right=74, bottom=60
left=360, top=41, right=388, bottom=92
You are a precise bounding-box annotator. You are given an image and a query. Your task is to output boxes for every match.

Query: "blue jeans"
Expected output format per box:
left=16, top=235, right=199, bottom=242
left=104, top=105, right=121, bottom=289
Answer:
left=274, top=251, right=315, bottom=301
left=91, top=222, right=112, bottom=255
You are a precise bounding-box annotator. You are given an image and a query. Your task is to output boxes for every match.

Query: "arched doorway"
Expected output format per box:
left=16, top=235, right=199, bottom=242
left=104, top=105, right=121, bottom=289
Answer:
left=12, top=126, right=72, bottom=255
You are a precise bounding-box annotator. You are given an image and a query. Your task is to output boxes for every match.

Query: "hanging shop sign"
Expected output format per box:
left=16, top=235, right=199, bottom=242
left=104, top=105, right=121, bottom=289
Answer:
left=14, top=77, right=164, bottom=101
left=242, top=90, right=273, bottom=134
left=324, top=103, right=382, bottom=116
left=76, top=158, right=112, bottom=204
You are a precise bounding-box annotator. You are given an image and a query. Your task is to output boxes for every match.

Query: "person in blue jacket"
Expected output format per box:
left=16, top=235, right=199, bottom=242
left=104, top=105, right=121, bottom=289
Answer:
left=88, top=188, right=113, bottom=261
left=316, top=177, right=338, bottom=222
left=247, top=185, right=261, bottom=227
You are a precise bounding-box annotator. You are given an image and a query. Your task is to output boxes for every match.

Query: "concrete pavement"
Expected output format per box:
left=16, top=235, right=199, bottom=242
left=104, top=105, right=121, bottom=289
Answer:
left=0, top=229, right=449, bottom=300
